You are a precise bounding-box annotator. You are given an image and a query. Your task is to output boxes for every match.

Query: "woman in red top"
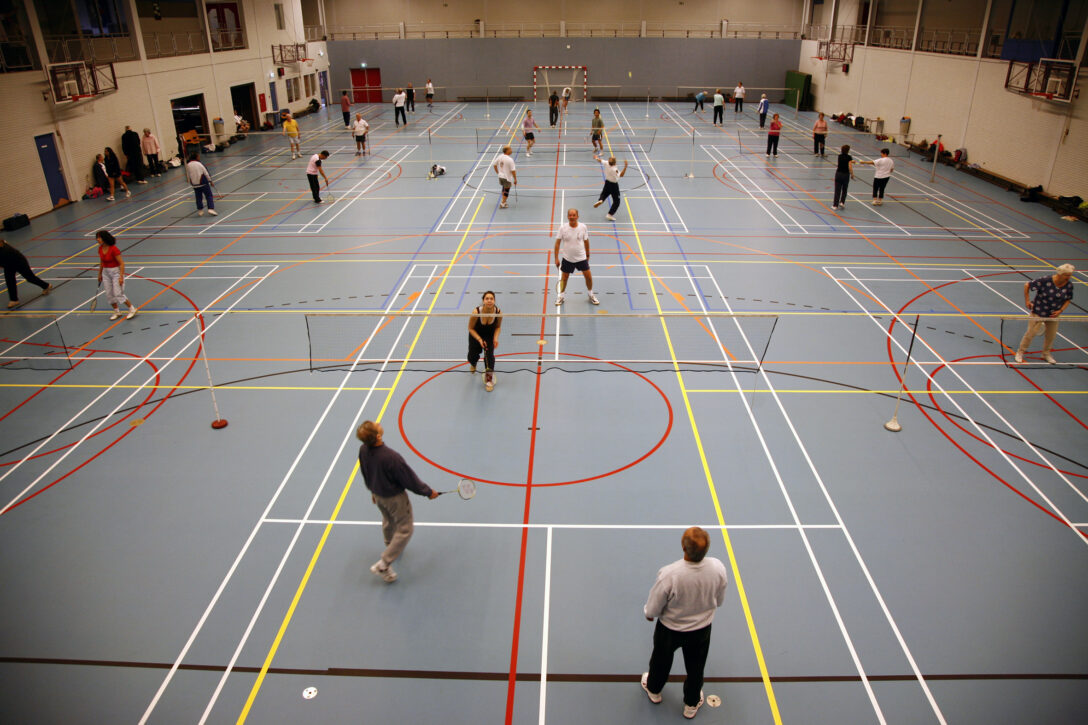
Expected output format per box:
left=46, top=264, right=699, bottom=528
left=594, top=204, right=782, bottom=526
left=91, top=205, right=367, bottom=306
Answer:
left=766, top=113, right=782, bottom=157
left=96, top=230, right=137, bottom=320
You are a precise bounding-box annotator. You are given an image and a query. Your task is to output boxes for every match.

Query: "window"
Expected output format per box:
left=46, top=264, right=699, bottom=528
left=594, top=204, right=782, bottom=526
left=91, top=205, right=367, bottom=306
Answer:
left=286, top=76, right=299, bottom=103
left=304, top=73, right=316, bottom=97
left=274, top=3, right=284, bottom=30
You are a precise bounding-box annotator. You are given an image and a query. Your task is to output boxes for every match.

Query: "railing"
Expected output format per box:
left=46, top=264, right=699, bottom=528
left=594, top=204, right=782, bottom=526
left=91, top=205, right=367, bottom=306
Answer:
left=210, top=29, right=246, bottom=52
left=44, top=33, right=138, bottom=64
left=328, top=21, right=805, bottom=40
left=143, top=31, right=209, bottom=58
left=304, top=25, right=326, bottom=42
left=0, top=40, right=38, bottom=72
left=723, top=23, right=805, bottom=39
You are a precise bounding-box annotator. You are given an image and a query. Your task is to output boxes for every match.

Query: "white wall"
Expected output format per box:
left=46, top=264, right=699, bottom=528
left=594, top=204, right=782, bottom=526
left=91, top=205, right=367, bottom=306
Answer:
left=799, top=39, right=1088, bottom=195
left=1, top=0, right=330, bottom=221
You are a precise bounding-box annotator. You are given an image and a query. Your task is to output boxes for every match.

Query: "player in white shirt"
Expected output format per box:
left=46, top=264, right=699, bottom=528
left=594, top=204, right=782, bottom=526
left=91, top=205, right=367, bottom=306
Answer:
left=592, top=154, right=628, bottom=221
left=553, top=208, right=598, bottom=305
left=857, top=148, right=895, bottom=205
left=732, top=82, right=745, bottom=112
left=351, top=113, right=370, bottom=156
left=493, top=145, right=517, bottom=209
left=392, top=88, right=407, bottom=127
left=425, top=79, right=435, bottom=109
left=306, top=150, right=330, bottom=203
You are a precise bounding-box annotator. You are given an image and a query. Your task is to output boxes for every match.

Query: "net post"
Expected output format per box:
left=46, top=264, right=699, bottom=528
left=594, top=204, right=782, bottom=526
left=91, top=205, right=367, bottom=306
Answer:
left=645, top=86, right=650, bottom=118
left=929, top=133, right=942, bottom=183
left=427, top=128, right=433, bottom=178
left=196, top=313, right=228, bottom=429
left=684, top=127, right=696, bottom=178
left=486, top=88, right=490, bottom=119
left=884, top=314, right=920, bottom=432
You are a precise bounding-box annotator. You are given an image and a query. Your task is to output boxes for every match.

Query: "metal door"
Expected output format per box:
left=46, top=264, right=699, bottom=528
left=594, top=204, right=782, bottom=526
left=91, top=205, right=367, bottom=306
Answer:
left=35, top=134, right=70, bottom=206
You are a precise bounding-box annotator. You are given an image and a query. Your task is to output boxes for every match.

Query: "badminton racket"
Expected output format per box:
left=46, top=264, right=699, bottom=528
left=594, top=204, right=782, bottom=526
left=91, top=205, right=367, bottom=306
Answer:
left=437, top=478, right=477, bottom=500
left=90, top=281, right=101, bottom=312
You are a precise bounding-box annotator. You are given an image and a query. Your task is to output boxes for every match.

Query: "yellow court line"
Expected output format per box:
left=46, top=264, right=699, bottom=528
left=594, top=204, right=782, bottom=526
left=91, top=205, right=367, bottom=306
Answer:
left=236, top=195, right=488, bottom=723
left=624, top=196, right=783, bottom=724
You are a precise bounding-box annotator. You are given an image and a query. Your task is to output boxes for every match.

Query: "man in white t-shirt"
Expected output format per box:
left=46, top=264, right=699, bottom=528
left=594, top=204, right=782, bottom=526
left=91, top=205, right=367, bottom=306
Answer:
left=351, top=113, right=370, bottom=156
left=425, top=78, right=435, bottom=109
left=554, top=208, right=598, bottom=305
left=392, top=88, right=407, bottom=127
left=732, top=82, right=745, bottom=112
left=185, top=152, right=216, bottom=216
left=858, top=148, right=895, bottom=205
left=306, top=150, right=330, bottom=203
left=493, top=145, right=517, bottom=209
left=592, top=154, right=628, bottom=221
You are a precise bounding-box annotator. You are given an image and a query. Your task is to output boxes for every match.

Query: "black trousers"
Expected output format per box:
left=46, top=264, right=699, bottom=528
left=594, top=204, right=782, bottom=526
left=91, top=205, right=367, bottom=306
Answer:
left=873, top=177, right=890, bottom=199
left=712, top=106, right=723, bottom=124
left=406, top=95, right=415, bottom=112
left=647, top=621, right=712, bottom=707
left=146, top=154, right=160, bottom=175
left=834, top=171, right=850, bottom=206
left=394, top=106, right=407, bottom=125
left=467, top=335, right=495, bottom=371
left=813, top=133, right=826, bottom=155
left=549, top=106, right=559, bottom=126
left=766, top=134, right=779, bottom=156
left=759, top=112, right=767, bottom=128
left=307, top=174, right=321, bottom=202
left=693, top=98, right=704, bottom=111
left=342, top=110, right=350, bottom=126
left=734, top=97, right=743, bottom=112
left=598, top=180, right=621, bottom=215
left=125, top=154, right=143, bottom=182
left=3, top=258, right=49, bottom=302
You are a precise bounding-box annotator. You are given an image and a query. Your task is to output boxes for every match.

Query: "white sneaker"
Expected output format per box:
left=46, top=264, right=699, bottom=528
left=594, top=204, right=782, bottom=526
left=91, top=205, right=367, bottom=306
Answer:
left=125, top=190, right=131, bottom=197
left=872, top=199, right=879, bottom=205
left=484, top=372, right=494, bottom=392
left=606, top=214, right=615, bottom=221
left=1013, top=351, right=1023, bottom=364
left=208, top=209, right=218, bottom=216
left=527, top=152, right=532, bottom=157
left=500, top=202, right=507, bottom=208
left=683, top=691, right=705, bottom=719
left=198, top=210, right=204, bottom=216
left=588, top=293, right=599, bottom=305
left=109, top=312, right=121, bottom=320
left=1044, top=352, right=1056, bottom=364
left=106, top=196, right=115, bottom=201
left=126, top=308, right=136, bottom=320
left=137, top=180, right=148, bottom=184
left=369, top=561, right=397, bottom=583
left=640, top=673, right=662, bottom=704
left=555, top=294, right=565, bottom=306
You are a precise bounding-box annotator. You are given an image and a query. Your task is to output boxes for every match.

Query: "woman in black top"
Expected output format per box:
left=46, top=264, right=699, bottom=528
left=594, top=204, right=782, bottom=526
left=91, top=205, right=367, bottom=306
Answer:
left=103, top=147, right=131, bottom=199
left=468, top=291, right=502, bottom=392
left=833, top=145, right=855, bottom=210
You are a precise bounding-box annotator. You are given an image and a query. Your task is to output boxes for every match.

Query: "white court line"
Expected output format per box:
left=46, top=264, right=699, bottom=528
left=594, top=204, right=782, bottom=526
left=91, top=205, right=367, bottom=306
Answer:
left=538, top=526, right=553, bottom=725
left=833, top=266, right=1088, bottom=538
left=679, top=265, right=891, bottom=724
left=707, top=146, right=803, bottom=234
left=612, top=104, right=688, bottom=233
left=193, top=266, right=443, bottom=724
left=200, top=192, right=268, bottom=233
left=417, top=103, right=467, bottom=135
left=892, top=172, right=1026, bottom=238
left=307, top=146, right=418, bottom=233
left=846, top=193, right=912, bottom=236
left=137, top=266, right=430, bottom=724
left=657, top=103, right=700, bottom=136
left=0, top=265, right=272, bottom=511
left=261, top=519, right=845, bottom=530
left=962, top=269, right=1088, bottom=361
left=442, top=105, right=522, bottom=233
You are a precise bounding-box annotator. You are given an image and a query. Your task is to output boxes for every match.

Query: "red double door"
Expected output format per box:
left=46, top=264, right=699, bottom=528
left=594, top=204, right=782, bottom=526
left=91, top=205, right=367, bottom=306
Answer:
left=349, top=68, right=383, bottom=103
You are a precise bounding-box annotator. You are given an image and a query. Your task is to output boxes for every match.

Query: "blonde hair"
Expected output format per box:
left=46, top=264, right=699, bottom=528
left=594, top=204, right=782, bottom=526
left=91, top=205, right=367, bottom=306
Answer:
left=1056, top=263, right=1075, bottom=274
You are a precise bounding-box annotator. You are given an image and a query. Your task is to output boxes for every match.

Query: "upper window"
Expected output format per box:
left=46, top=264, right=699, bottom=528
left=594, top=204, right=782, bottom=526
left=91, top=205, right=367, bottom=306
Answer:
left=274, top=3, right=285, bottom=31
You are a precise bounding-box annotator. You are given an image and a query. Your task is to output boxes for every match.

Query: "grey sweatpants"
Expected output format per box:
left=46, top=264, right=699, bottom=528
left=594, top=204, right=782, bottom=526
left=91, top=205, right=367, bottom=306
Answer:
left=373, top=491, right=414, bottom=566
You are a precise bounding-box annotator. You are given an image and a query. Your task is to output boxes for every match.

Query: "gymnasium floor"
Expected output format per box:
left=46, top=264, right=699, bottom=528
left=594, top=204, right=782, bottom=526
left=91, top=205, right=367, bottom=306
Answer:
left=1, top=98, right=1086, bottom=724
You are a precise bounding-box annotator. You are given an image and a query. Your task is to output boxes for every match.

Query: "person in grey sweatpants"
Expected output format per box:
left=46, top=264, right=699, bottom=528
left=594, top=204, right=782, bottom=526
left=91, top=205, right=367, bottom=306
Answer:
left=356, top=420, right=438, bottom=583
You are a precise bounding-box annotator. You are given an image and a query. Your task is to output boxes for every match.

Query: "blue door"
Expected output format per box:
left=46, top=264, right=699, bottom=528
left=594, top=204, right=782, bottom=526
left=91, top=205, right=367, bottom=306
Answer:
left=268, top=82, right=279, bottom=121
left=35, top=134, right=70, bottom=206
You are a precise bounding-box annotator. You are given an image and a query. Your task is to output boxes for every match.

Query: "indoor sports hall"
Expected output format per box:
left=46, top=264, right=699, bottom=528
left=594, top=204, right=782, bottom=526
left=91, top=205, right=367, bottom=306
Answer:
left=1, top=2, right=1086, bottom=724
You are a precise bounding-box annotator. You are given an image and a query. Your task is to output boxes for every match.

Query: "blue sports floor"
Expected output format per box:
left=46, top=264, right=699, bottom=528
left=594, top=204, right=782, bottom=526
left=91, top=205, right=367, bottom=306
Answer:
left=1, top=100, right=1086, bottom=724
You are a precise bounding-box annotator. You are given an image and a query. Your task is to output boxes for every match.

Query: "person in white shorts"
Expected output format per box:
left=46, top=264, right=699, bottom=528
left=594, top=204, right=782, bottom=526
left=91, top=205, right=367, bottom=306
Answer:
left=562, top=86, right=572, bottom=112
left=857, top=148, right=894, bottom=205
left=554, top=208, right=598, bottom=305
left=523, top=110, right=540, bottom=157
left=493, top=145, right=517, bottom=209
left=352, top=112, right=370, bottom=156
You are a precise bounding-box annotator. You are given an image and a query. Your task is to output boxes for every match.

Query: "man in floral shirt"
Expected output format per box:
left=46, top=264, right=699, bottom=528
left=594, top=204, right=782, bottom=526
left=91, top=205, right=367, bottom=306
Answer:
left=1014, top=264, right=1076, bottom=364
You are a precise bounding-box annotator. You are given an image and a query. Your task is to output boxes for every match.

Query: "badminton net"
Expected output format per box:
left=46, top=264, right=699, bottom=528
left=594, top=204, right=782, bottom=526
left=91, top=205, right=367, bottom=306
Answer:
left=306, top=311, right=778, bottom=374
left=998, top=315, right=1088, bottom=368
left=475, top=127, right=656, bottom=154
left=0, top=314, right=73, bottom=371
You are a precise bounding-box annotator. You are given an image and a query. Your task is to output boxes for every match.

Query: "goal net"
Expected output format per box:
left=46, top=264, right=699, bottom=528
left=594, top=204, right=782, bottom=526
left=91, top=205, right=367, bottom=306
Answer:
left=534, top=66, right=588, bottom=102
